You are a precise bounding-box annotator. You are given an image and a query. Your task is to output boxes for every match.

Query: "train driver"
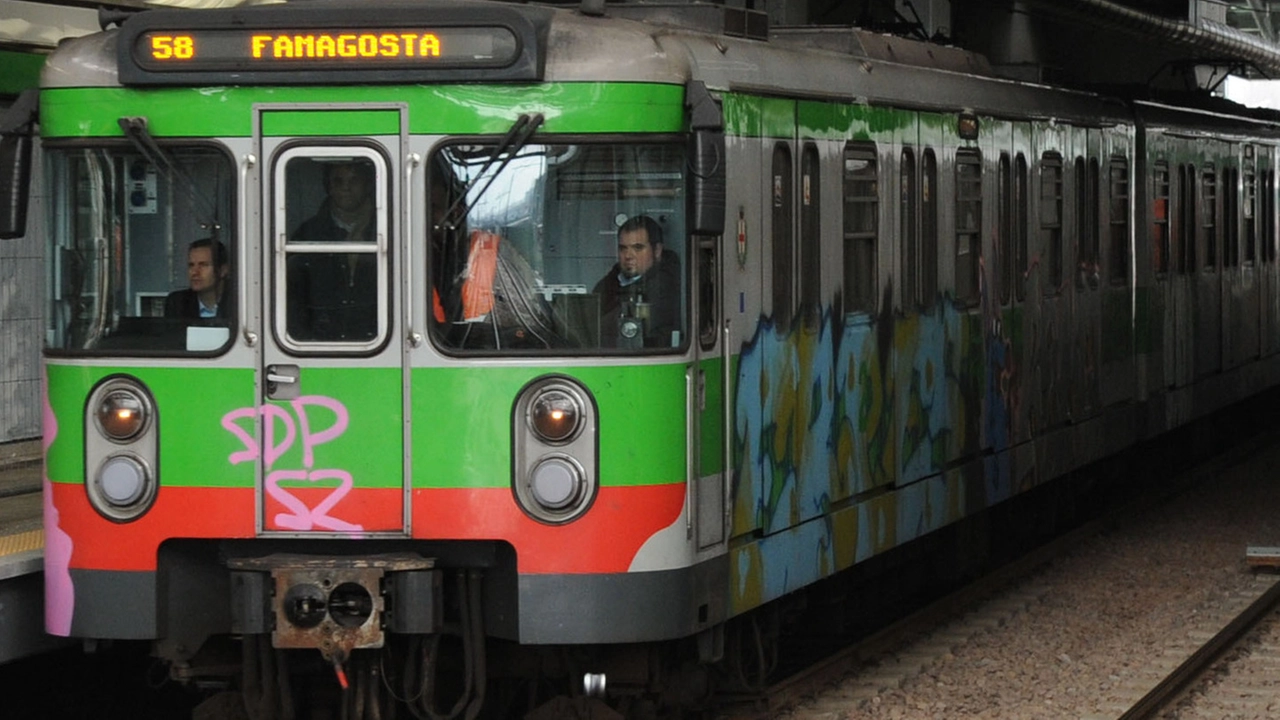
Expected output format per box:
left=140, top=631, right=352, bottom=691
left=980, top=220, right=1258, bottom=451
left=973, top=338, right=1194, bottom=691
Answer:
left=165, top=238, right=229, bottom=320
left=591, top=214, right=681, bottom=348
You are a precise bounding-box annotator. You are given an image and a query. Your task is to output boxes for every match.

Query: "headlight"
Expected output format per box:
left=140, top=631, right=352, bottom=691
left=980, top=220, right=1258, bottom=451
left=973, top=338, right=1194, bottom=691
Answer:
left=528, top=456, right=584, bottom=510
left=85, top=376, right=158, bottom=522
left=90, top=453, right=157, bottom=521
left=97, top=455, right=149, bottom=506
left=529, top=388, right=582, bottom=443
left=95, top=388, right=148, bottom=441
left=512, top=376, right=597, bottom=524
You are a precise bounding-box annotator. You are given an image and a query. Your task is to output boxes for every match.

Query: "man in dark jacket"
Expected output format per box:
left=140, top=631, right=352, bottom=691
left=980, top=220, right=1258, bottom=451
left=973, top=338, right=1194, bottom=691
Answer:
left=287, top=160, right=379, bottom=342
left=591, top=215, right=682, bottom=348
left=165, top=238, right=229, bottom=320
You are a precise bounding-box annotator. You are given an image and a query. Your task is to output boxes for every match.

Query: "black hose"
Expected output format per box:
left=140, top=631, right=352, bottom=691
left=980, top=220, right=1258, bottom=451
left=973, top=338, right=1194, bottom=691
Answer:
left=463, top=571, right=487, bottom=720
left=242, top=635, right=263, bottom=720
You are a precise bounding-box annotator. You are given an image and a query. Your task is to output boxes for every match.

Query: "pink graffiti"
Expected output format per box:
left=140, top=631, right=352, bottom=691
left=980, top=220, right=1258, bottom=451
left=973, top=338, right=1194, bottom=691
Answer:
left=220, top=396, right=362, bottom=534
left=264, top=469, right=362, bottom=533
left=221, top=396, right=348, bottom=469
left=43, top=367, right=74, bottom=636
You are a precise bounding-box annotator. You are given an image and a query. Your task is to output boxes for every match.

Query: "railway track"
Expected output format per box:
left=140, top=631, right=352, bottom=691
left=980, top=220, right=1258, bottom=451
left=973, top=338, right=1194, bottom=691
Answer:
left=711, top=425, right=1280, bottom=720
left=1117, top=576, right=1280, bottom=719
left=1166, top=600, right=1280, bottom=718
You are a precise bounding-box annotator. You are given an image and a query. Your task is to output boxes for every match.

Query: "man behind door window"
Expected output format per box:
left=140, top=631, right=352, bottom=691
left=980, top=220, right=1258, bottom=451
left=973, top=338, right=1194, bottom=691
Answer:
left=287, top=160, right=378, bottom=342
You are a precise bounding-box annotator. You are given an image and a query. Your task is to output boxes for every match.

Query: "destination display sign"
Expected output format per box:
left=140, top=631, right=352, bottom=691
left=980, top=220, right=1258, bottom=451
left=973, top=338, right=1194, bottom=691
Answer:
left=115, top=4, right=549, bottom=86
left=132, top=26, right=520, bottom=72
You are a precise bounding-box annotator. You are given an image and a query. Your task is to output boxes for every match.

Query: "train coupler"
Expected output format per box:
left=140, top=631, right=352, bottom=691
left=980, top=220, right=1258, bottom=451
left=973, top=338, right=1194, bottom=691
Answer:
left=229, top=553, right=440, bottom=663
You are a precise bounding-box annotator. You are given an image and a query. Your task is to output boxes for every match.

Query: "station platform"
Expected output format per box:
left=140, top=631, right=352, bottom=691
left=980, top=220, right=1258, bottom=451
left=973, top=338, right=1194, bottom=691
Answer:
left=0, top=438, right=70, bottom=664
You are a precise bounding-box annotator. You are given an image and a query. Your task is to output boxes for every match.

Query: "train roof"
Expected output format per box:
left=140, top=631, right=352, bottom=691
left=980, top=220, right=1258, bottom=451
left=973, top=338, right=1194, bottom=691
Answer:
left=37, top=0, right=1280, bottom=135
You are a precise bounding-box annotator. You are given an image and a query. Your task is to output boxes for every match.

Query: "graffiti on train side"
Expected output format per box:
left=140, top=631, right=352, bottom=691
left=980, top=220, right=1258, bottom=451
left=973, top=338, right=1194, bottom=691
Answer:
left=730, top=277, right=1032, bottom=609
left=43, top=372, right=74, bottom=636
left=222, top=396, right=363, bottom=534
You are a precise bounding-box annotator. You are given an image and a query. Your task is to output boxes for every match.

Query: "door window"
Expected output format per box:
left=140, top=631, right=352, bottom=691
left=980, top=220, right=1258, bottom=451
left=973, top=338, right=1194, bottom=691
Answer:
left=275, top=147, right=388, bottom=350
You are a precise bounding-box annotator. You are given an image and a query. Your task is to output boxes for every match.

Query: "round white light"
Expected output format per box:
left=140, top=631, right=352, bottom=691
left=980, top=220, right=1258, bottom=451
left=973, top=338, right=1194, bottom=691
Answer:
left=98, top=455, right=147, bottom=506
left=529, top=457, right=582, bottom=510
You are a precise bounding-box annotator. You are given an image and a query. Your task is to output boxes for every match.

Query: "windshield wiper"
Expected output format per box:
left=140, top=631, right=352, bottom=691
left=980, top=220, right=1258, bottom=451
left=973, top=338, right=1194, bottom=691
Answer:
left=117, top=116, right=221, bottom=235
left=438, top=112, right=544, bottom=232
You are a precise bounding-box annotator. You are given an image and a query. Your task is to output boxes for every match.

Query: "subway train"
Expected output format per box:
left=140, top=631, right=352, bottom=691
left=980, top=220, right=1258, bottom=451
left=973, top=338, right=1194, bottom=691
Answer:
left=3, top=0, right=1280, bottom=716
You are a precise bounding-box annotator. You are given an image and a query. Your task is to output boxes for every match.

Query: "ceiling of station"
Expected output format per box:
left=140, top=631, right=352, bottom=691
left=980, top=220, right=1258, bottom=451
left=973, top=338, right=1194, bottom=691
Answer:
left=1227, top=0, right=1280, bottom=43
left=8, top=0, right=1280, bottom=86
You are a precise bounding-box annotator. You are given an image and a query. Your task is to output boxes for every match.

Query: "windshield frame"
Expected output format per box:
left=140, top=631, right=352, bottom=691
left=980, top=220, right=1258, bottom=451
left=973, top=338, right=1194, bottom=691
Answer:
left=42, top=138, right=238, bottom=358
left=427, top=132, right=692, bottom=358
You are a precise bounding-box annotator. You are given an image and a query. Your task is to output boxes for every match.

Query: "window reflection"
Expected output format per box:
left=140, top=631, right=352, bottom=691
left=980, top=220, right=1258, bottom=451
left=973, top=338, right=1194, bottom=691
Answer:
left=281, top=155, right=382, bottom=344
left=429, top=142, right=688, bottom=353
left=45, top=146, right=234, bottom=354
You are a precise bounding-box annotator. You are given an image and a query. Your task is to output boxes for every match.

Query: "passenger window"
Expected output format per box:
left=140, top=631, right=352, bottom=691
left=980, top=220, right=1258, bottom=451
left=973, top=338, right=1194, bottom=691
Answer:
left=772, top=143, right=794, bottom=331
left=1153, top=161, right=1170, bottom=277
left=1074, top=156, right=1099, bottom=290
left=1224, top=167, right=1239, bottom=268
left=1178, top=164, right=1197, bottom=273
left=1015, top=153, right=1028, bottom=301
left=800, top=143, right=821, bottom=328
left=1202, top=167, right=1217, bottom=270
left=998, top=152, right=1011, bottom=305
left=844, top=143, right=878, bottom=314
left=901, top=147, right=917, bottom=308
left=955, top=149, right=981, bottom=306
left=1265, top=169, right=1276, bottom=264
left=1244, top=159, right=1257, bottom=265
left=698, top=236, right=718, bottom=350
left=1040, top=153, right=1064, bottom=294
left=1108, top=156, right=1128, bottom=285
left=921, top=149, right=938, bottom=306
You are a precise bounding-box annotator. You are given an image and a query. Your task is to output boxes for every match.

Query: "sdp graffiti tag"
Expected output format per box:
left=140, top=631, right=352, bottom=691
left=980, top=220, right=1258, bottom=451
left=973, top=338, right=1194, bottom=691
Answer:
left=221, top=396, right=363, bottom=533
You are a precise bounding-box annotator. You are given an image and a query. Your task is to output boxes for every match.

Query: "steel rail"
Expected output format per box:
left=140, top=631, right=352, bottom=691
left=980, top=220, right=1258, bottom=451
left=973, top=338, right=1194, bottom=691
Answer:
left=1118, top=575, right=1280, bottom=720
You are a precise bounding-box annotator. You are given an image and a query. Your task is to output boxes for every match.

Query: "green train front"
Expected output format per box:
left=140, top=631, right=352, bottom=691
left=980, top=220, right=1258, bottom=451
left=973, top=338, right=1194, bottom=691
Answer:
left=34, top=0, right=730, bottom=669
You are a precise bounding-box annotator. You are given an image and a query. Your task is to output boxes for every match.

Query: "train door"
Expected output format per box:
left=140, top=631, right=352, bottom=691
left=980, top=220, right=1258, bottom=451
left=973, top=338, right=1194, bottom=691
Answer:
left=1219, top=146, right=1243, bottom=371
left=981, top=118, right=1018, bottom=499
left=760, top=116, right=795, bottom=536
left=1195, top=149, right=1223, bottom=378
left=1099, top=129, right=1135, bottom=409
left=759, top=99, right=851, bottom=535
left=726, top=103, right=766, bottom=543
left=1140, top=144, right=1171, bottom=402
left=1169, top=148, right=1196, bottom=390
left=1007, top=127, right=1034, bottom=451
left=1069, top=127, right=1102, bottom=424
left=894, top=117, right=932, bottom=489
left=254, top=106, right=407, bottom=536
left=1032, top=121, right=1071, bottom=439
left=694, top=214, right=727, bottom=551
left=1134, top=131, right=1162, bottom=404
left=896, top=117, right=947, bottom=491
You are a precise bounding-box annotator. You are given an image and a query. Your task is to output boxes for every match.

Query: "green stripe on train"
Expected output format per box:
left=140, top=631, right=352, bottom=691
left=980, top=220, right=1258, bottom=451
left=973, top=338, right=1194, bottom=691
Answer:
left=46, top=361, right=692, bottom=490
left=45, top=364, right=257, bottom=488
left=722, top=93, right=921, bottom=140
left=39, top=83, right=686, bottom=138
left=412, top=363, right=689, bottom=488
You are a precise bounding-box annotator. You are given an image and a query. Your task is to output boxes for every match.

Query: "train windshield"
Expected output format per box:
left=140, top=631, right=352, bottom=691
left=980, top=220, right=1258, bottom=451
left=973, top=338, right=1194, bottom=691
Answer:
left=430, top=141, right=689, bottom=353
left=44, top=146, right=235, bottom=355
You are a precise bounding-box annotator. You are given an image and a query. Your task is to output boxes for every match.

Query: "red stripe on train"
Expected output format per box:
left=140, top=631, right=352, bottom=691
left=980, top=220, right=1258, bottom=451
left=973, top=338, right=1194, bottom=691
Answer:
left=48, top=482, right=686, bottom=574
